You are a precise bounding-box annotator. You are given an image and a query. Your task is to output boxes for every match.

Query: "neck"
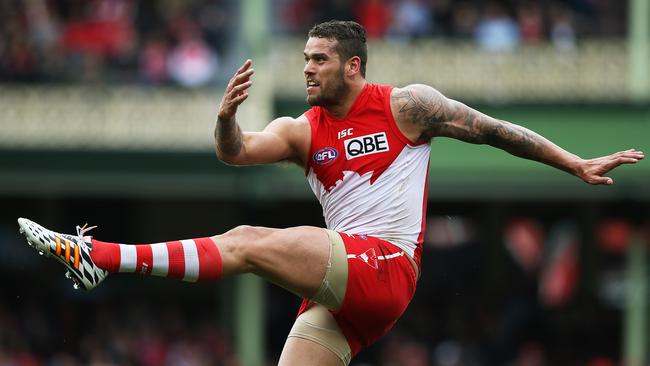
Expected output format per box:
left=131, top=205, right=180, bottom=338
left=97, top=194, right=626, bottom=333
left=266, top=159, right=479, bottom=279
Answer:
left=325, top=79, right=367, bottom=119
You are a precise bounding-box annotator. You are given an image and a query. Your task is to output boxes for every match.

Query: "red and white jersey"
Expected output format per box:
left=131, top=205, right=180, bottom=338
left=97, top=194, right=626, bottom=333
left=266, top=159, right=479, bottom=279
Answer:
left=305, top=84, right=430, bottom=264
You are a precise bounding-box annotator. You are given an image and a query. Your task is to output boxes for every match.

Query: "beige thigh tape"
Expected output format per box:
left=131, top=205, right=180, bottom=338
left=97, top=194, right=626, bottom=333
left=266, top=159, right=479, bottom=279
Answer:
left=288, top=303, right=352, bottom=366
left=310, top=229, right=348, bottom=311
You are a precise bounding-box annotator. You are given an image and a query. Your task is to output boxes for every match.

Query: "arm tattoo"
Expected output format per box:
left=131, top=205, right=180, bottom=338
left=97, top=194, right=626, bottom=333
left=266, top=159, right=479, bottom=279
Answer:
left=480, top=120, right=545, bottom=158
left=214, top=117, right=243, bottom=157
left=391, top=88, right=454, bottom=132
left=392, top=86, right=545, bottom=159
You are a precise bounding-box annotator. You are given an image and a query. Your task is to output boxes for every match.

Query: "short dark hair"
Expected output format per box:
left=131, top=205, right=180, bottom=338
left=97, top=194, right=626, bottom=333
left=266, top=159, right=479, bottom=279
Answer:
left=308, top=20, right=368, bottom=78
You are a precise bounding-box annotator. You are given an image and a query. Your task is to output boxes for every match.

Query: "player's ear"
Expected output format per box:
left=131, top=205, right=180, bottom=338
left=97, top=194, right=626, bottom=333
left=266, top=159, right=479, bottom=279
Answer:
left=346, top=56, right=361, bottom=76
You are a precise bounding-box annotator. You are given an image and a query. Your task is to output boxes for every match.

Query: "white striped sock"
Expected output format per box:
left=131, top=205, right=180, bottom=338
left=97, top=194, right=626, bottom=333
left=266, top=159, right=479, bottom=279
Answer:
left=119, top=244, right=137, bottom=272
left=150, top=242, right=169, bottom=276
left=181, top=239, right=199, bottom=282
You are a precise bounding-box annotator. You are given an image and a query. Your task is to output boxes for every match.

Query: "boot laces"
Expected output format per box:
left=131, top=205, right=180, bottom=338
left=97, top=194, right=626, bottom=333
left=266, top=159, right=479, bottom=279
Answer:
left=76, top=223, right=97, bottom=243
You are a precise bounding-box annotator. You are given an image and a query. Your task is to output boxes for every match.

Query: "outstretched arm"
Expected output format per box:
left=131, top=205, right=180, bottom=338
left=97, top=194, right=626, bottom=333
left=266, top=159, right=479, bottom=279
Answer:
left=391, top=84, right=644, bottom=185
left=215, top=60, right=309, bottom=166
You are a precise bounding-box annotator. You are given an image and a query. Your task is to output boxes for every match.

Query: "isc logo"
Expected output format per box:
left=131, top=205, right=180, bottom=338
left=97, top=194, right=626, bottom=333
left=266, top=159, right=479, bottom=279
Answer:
left=313, top=147, right=338, bottom=165
left=344, top=132, right=389, bottom=160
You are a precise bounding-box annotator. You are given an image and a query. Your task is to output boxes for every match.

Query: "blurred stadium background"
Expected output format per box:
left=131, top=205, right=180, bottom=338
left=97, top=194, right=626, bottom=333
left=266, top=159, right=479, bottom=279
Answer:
left=0, top=0, right=648, bottom=365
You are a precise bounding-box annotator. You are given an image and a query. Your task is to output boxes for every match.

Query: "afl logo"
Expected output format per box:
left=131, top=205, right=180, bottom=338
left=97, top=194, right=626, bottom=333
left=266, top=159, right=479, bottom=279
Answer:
left=313, top=147, right=338, bottom=165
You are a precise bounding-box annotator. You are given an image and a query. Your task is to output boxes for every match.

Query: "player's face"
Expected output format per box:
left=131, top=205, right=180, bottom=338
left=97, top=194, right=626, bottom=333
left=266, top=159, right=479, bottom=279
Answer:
left=303, top=37, right=349, bottom=107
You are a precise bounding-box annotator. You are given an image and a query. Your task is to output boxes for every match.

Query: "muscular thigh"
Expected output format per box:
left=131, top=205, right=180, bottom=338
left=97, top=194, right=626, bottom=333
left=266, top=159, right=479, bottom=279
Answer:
left=246, top=226, right=330, bottom=299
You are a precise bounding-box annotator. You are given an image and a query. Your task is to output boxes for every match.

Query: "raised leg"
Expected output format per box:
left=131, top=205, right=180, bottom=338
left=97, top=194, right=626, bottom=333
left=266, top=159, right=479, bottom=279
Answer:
left=212, top=225, right=331, bottom=298
left=18, top=218, right=354, bottom=364
left=18, top=218, right=333, bottom=300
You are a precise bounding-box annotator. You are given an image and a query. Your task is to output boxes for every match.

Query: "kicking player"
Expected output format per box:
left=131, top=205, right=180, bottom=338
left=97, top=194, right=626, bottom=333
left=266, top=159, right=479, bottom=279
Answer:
left=18, top=20, right=643, bottom=365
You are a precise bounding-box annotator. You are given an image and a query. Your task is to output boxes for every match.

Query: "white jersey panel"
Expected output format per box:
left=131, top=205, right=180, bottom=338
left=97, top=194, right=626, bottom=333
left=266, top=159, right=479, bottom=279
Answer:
left=308, top=143, right=430, bottom=258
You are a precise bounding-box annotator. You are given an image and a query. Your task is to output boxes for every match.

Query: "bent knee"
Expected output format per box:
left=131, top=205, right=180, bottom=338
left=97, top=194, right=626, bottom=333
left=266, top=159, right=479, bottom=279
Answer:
left=212, top=225, right=278, bottom=270
left=217, top=225, right=273, bottom=242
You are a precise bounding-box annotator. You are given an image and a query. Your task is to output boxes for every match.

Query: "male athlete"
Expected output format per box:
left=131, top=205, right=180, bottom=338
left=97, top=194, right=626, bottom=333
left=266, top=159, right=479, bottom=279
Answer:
left=18, top=21, right=643, bottom=365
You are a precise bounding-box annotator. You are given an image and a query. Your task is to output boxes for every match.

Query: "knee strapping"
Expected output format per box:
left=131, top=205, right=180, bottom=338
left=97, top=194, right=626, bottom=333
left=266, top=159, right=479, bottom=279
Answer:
left=287, top=304, right=352, bottom=366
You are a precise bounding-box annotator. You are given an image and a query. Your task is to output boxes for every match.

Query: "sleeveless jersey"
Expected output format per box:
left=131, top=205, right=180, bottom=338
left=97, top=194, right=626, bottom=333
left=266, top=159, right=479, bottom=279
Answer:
left=305, top=84, right=431, bottom=264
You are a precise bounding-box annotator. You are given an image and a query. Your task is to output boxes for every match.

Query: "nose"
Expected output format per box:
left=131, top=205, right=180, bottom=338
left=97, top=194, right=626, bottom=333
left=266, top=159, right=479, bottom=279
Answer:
left=304, top=60, right=315, bottom=76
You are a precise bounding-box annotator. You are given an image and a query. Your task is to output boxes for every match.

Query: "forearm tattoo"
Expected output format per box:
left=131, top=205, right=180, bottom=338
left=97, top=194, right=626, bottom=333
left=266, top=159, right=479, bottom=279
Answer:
left=392, top=87, right=545, bottom=159
left=214, top=117, right=243, bottom=156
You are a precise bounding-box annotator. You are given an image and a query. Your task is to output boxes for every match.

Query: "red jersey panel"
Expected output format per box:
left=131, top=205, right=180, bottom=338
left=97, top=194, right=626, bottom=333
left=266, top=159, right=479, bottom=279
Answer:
left=305, top=84, right=430, bottom=264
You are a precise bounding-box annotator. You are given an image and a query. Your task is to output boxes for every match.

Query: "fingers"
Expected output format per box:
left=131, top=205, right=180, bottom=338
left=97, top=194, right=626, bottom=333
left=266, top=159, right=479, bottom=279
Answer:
left=628, top=150, right=644, bottom=159
left=230, top=92, right=249, bottom=104
left=618, top=157, right=640, bottom=164
left=231, top=80, right=253, bottom=94
left=613, top=149, right=644, bottom=160
left=227, top=68, right=255, bottom=92
left=585, top=175, right=614, bottom=185
left=229, top=79, right=252, bottom=97
left=218, top=61, right=254, bottom=119
left=230, top=87, right=248, bottom=106
left=236, top=59, right=252, bottom=74
left=226, top=59, right=254, bottom=92
left=598, top=176, right=614, bottom=185
left=602, top=149, right=644, bottom=169
left=597, top=177, right=614, bottom=186
left=221, top=83, right=251, bottom=114
left=610, top=156, right=642, bottom=168
left=225, top=61, right=254, bottom=102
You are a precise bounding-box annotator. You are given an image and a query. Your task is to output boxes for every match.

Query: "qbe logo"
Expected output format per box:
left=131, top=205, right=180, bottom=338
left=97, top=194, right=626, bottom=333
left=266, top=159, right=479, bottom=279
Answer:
left=313, top=147, right=339, bottom=165
left=344, top=132, right=389, bottom=160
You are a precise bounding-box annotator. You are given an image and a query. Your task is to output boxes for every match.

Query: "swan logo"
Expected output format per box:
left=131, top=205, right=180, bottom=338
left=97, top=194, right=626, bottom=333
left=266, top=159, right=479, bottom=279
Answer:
left=313, top=147, right=339, bottom=165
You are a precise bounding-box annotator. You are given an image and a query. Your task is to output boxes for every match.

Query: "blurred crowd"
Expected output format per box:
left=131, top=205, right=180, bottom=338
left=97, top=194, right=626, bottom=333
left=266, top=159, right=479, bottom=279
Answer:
left=278, top=0, right=626, bottom=48
left=0, top=0, right=628, bottom=86
left=0, top=0, right=233, bottom=85
left=0, top=296, right=240, bottom=366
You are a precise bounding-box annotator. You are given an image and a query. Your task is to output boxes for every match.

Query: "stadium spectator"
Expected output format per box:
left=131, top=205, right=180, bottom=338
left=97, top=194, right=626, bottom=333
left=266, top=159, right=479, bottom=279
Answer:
left=139, top=33, right=170, bottom=84
left=166, top=17, right=218, bottom=88
left=516, top=2, right=544, bottom=45
left=449, top=1, right=480, bottom=39
left=388, top=0, right=433, bottom=41
left=474, top=1, right=521, bottom=52
left=549, top=2, right=577, bottom=51
left=355, top=0, right=392, bottom=39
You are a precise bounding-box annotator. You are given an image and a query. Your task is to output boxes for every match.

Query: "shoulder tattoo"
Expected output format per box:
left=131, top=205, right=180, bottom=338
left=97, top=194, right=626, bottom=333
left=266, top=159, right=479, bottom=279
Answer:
left=392, top=86, right=544, bottom=157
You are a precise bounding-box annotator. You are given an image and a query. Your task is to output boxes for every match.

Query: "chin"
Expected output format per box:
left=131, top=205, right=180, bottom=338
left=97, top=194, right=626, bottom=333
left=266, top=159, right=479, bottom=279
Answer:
left=306, top=95, right=321, bottom=106
left=307, top=92, right=338, bottom=108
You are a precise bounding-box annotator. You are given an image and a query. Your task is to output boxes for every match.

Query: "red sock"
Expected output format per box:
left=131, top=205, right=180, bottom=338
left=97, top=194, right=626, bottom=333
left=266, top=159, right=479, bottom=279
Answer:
left=90, top=238, right=222, bottom=282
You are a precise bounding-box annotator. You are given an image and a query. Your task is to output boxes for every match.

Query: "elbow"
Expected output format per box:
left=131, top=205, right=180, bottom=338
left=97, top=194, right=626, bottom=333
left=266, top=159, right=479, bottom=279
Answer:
left=215, top=150, right=237, bottom=166
left=215, top=146, right=244, bottom=166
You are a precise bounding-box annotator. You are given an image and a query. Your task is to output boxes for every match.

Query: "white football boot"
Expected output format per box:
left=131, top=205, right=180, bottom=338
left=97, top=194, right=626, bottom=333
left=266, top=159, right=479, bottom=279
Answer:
left=18, top=218, right=108, bottom=290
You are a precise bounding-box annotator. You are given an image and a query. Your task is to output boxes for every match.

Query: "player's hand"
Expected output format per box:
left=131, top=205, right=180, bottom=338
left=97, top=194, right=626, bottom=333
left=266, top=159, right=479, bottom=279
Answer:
left=217, top=59, right=254, bottom=121
left=576, top=149, right=644, bottom=185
